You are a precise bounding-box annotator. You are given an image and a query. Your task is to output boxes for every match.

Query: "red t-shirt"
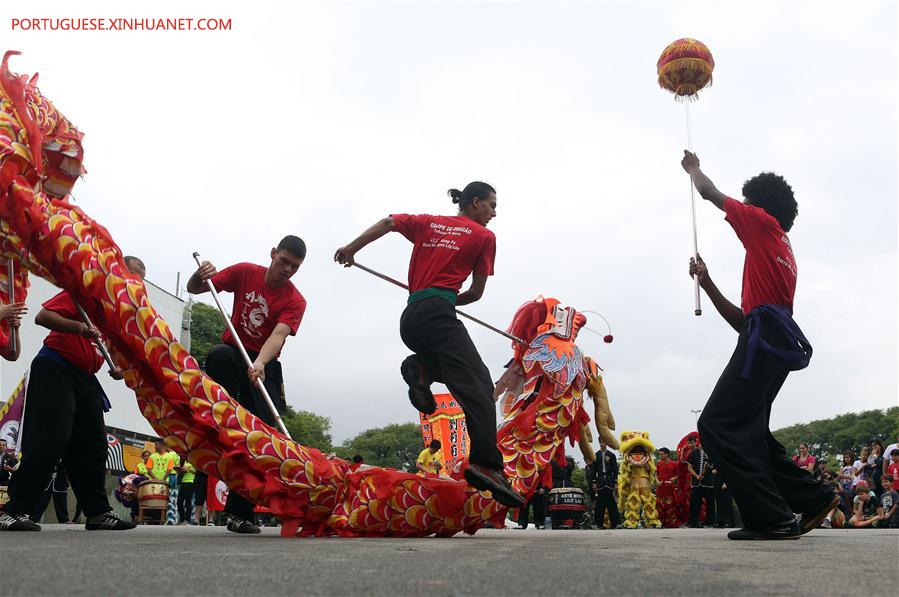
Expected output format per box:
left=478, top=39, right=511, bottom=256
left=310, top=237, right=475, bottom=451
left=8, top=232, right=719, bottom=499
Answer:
left=657, top=460, right=678, bottom=482
left=888, top=462, right=899, bottom=482
left=211, top=262, right=306, bottom=353
left=42, top=291, right=105, bottom=374
left=391, top=214, right=496, bottom=293
left=724, top=198, right=797, bottom=314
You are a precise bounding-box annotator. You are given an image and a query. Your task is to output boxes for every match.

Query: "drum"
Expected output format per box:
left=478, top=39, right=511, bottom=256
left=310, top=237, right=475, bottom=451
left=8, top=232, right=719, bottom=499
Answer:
left=547, top=487, right=587, bottom=529
left=137, top=480, right=169, bottom=509
left=0, top=486, right=8, bottom=507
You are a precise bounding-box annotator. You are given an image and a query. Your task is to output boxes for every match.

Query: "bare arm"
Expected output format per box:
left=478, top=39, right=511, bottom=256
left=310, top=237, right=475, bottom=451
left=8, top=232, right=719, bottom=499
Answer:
left=456, top=273, right=487, bottom=306
left=681, top=151, right=727, bottom=211
left=35, top=308, right=98, bottom=337
left=187, top=261, right=217, bottom=295
left=689, top=256, right=744, bottom=332
left=334, top=217, right=394, bottom=267
left=248, top=323, right=292, bottom=382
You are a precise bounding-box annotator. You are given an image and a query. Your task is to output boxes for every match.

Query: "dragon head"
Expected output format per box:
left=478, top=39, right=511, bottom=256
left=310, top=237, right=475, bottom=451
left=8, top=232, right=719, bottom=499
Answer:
left=618, top=430, right=656, bottom=467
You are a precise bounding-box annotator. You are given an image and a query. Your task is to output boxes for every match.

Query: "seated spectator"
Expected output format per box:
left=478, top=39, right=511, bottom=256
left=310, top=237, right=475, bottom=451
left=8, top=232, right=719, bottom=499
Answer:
left=838, top=451, right=855, bottom=516
left=818, top=469, right=843, bottom=528
left=868, top=441, right=885, bottom=497
left=792, top=443, right=815, bottom=473
left=849, top=483, right=882, bottom=528
left=852, top=447, right=870, bottom=488
left=883, top=435, right=899, bottom=477
left=886, top=450, right=899, bottom=491
left=880, top=475, right=898, bottom=528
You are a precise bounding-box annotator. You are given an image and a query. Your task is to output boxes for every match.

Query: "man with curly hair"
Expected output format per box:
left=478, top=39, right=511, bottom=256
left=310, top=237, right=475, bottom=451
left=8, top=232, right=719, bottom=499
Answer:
left=681, top=151, right=838, bottom=540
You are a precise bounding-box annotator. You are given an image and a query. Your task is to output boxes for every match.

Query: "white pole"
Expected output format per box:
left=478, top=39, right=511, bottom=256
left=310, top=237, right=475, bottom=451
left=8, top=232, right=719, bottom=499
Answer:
left=685, top=101, right=702, bottom=316
left=351, top=262, right=526, bottom=345
left=74, top=303, right=116, bottom=372
left=191, top=252, right=291, bottom=438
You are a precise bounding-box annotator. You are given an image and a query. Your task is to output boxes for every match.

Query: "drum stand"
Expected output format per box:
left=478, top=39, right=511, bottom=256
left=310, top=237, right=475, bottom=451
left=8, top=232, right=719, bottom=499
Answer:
left=137, top=506, right=166, bottom=525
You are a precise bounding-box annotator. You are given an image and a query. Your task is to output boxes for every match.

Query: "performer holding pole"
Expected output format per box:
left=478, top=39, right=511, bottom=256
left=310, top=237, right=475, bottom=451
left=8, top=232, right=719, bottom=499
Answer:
left=681, top=151, right=838, bottom=540
left=334, top=182, right=524, bottom=508
left=187, top=236, right=307, bottom=534
left=0, top=257, right=146, bottom=532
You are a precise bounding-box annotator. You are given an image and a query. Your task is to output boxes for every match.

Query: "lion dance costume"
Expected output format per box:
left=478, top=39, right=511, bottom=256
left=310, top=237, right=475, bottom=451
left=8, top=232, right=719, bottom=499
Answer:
left=617, top=431, right=661, bottom=529
left=0, top=52, right=613, bottom=537
left=494, top=296, right=617, bottom=501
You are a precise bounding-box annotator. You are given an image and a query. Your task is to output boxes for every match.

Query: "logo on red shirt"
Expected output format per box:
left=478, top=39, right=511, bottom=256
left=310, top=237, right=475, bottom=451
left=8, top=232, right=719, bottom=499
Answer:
left=239, top=290, right=270, bottom=340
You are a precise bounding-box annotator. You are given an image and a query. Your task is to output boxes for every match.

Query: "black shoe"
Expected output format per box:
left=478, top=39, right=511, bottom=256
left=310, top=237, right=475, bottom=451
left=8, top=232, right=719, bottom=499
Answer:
left=226, top=516, right=261, bottom=534
left=400, top=356, right=436, bottom=415
left=0, top=512, right=41, bottom=531
left=85, top=511, right=137, bottom=531
left=799, top=493, right=842, bottom=535
left=463, top=464, right=525, bottom=507
left=727, top=520, right=801, bottom=541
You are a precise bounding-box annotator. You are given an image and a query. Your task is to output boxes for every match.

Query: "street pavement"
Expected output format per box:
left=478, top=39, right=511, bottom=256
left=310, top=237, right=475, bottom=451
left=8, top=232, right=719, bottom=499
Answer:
left=1, top=525, right=897, bottom=596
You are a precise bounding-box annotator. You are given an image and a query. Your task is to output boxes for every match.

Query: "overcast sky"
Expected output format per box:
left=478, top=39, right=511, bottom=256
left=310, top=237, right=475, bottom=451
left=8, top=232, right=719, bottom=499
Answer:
left=1, top=1, right=896, bottom=456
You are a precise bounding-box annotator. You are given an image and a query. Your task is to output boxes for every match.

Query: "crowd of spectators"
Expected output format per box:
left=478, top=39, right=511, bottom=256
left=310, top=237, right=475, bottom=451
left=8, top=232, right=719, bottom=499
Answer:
left=802, top=436, right=899, bottom=529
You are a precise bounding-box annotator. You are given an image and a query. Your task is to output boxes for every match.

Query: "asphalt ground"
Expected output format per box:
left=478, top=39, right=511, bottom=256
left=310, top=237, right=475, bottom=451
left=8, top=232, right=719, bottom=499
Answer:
left=1, top=525, right=897, bottom=596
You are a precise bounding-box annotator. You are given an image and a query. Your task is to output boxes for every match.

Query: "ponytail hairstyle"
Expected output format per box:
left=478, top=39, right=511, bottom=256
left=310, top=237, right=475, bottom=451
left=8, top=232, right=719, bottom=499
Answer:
left=447, top=181, right=496, bottom=210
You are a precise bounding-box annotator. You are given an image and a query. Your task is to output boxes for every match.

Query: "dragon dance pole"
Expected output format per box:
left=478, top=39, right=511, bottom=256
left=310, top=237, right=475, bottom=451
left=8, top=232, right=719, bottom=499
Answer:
left=192, top=252, right=291, bottom=438
left=74, top=303, right=116, bottom=372
left=351, top=262, right=526, bottom=345
left=6, top=258, right=18, bottom=353
left=685, top=100, right=702, bottom=316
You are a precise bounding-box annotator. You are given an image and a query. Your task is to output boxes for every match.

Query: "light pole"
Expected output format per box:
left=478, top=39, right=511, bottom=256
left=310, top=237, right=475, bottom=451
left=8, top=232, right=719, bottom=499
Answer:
left=690, top=409, right=702, bottom=427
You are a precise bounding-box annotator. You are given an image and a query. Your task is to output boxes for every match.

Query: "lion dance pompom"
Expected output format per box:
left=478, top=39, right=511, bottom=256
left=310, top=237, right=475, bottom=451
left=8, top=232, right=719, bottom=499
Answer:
left=617, top=430, right=661, bottom=529
left=657, top=38, right=715, bottom=101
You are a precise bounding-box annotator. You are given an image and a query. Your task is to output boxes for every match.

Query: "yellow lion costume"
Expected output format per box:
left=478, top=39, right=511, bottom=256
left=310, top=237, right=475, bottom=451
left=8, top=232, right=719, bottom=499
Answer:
left=617, top=431, right=661, bottom=529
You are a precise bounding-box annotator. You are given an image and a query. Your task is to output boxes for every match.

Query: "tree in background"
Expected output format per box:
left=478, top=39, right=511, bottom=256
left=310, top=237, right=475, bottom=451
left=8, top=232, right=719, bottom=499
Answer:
left=336, top=423, right=423, bottom=472
left=188, top=301, right=226, bottom=367
left=772, top=407, right=899, bottom=462
left=282, top=407, right=333, bottom=453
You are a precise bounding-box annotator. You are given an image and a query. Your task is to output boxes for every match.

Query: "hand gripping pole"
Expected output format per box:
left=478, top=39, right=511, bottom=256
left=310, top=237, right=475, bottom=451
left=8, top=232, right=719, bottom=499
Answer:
left=74, top=303, right=116, bottom=372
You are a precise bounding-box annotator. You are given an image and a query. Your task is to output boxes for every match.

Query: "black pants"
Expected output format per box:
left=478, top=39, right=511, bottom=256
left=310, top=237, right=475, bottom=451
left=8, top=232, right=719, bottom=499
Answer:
left=400, top=297, right=502, bottom=470
left=193, top=471, right=207, bottom=507
left=517, top=491, right=546, bottom=527
left=2, top=356, right=111, bottom=518
left=33, top=489, right=69, bottom=523
left=689, top=485, right=715, bottom=526
left=594, top=487, right=619, bottom=528
left=178, top=482, right=194, bottom=522
left=697, top=319, right=830, bottom=529
left=205, top=343, right=283, bottom=521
